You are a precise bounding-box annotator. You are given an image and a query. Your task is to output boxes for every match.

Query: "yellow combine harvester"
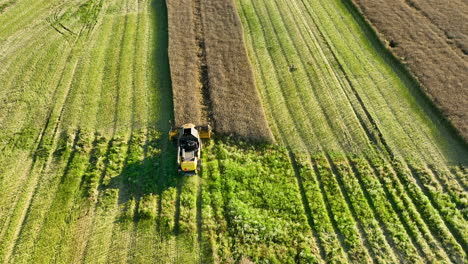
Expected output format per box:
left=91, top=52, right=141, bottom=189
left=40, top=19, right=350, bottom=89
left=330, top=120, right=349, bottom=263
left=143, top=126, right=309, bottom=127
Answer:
left=169, top=123, right=212, bottom=175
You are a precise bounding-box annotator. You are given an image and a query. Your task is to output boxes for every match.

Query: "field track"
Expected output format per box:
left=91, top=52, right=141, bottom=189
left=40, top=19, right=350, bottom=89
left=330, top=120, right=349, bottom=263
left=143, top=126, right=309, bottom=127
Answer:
left=0, top=0, right=467, bottom=263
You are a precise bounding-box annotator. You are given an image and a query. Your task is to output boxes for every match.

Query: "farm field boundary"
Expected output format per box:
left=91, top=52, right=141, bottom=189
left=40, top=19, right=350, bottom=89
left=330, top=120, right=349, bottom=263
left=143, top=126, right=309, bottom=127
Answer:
left=350, top=0, right=468, bottom=141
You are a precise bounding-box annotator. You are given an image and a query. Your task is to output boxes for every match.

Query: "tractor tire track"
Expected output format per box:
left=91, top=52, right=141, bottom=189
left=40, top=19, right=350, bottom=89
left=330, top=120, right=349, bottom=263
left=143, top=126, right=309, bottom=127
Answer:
left=238, top=0, right=468, bottom=258
left=0, top=129, right=79, bottom=264
left=0, top=153, right=31, bottom=232
left=0, top=28, right=67, bottom=230
left=66, top=7, right=128, bottom=263
left=277, top=0, right=370, bottom=152
left=451, top=167, right=468, bottom=191
left=406, top=164, right=468, bottom=250
left=321, top=0, right=459, bottom=167
left=2, top=0, right=107, bottom=256
left=105, top=1, right=143, bottom=262
left=309, top=159, right=354, bottom=263
left=237, top=4, right=326, bottom=260
left=304, top=0, right=429, bottom=162
left=383, top=165, right=453, bottom=262
left=27, top=131, right=94, bottom=264
left=103, top=2, right=141, bottom=261
left=0, top=0, right=52, bottom=38
left=85, top=2, right=147, bottom=262
left=127, top=0, right=152, bottom=259
left=288, top=152, right=328, bottom=263
left=387, top=160, right=466, bottom=262
left=111, top=0, right=132, bottom=138
left=0, top=27, right=86, bottom=261
left=318, top=3, right=466, bottom=253
left=282, top=0, right=374, bottom=150
left=298, top=0, right=411, bottom=159
left=346, top=156, right=418, bottom=263
left=325, top=155, right=394, bottom=263
left=68, top=140, right=113, bottom=264
left=47, top=4, right=122, bottom=262
left=357, top=156, right=441, bottom=262
left=0, top=0, right=77, bottom=62
left=249, top=0, right=337, bottom=152
left=0, top=27, right=64, bottom=127
left=237, top=0, right=306, bottom=151
left=81, top=139, right=128, bottom=264
left=426, top=165, right=467, bottom=214
left=335, top=1, right=465, bottom=172
left=7, top=35, right=87, bottom=263
left=374, top=159, right=452, bottom=262
left=287, top=0, right=392, bottom=156
left=258, top=0, right=346, bottom=152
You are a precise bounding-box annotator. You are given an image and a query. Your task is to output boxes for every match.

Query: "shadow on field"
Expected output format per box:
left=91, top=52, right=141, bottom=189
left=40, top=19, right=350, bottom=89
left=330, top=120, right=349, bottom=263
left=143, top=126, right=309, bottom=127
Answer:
left=103, top=0, right=179, bottom=222
left=148, top=0, right=178, bottom=195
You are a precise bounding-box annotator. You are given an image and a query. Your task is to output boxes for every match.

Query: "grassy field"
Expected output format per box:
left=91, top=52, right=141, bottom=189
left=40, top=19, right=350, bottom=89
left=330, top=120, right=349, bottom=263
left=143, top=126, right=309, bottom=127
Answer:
left=0, top=0, right=181, bottom=262
left=0, top=0, right=466, bottom=263
left=352, top=0, right=468, bottom=141
left=234, top=0, right=467, bottom=262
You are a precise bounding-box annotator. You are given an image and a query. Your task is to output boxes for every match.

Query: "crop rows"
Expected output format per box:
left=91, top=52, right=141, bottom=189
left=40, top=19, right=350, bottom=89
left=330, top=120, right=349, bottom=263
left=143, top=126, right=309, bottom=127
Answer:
left=0, top=0, right=178, bottom=263
left=235, top=0, right=467, bottom=262
left=1, top=0, right=467, bottom=263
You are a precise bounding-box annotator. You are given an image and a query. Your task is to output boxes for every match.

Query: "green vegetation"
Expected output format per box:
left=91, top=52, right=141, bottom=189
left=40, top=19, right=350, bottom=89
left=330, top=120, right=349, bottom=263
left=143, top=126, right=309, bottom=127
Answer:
left=205, top=141, right=320, bottom=263
left=235, top=0, right=467, bottom=262
left=0, top=0, right=466, bottom=263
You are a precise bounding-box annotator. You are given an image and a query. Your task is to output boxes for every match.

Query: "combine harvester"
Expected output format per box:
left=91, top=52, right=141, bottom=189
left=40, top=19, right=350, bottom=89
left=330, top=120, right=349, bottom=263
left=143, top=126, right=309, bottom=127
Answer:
left=169, top=123, right=212, bottom=175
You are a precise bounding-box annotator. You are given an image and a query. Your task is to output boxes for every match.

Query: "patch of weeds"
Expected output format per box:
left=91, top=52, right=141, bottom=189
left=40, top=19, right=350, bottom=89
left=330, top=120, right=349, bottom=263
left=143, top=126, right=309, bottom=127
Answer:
left=138, top=193, right=158, bottom=220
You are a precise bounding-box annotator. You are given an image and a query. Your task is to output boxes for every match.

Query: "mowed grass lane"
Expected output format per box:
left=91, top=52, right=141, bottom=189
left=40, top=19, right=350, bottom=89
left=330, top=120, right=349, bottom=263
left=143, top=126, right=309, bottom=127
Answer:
left=0, top=0, right=189, bottom=263
left=236, top=0, right=467, bottom=262
left=1, top=0, right=467, bottom=263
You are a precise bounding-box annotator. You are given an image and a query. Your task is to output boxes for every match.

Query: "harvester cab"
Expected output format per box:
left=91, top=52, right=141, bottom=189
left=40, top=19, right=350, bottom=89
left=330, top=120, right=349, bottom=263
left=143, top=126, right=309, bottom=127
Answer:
left=169, top=123, right=212, bottom=175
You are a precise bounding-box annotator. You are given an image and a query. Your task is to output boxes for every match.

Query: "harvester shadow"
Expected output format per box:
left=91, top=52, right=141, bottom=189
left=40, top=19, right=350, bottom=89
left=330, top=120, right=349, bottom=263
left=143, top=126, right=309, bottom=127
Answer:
left=107, top=137, right=178, bottom=208
left=104, top=0, right=179, bottom=228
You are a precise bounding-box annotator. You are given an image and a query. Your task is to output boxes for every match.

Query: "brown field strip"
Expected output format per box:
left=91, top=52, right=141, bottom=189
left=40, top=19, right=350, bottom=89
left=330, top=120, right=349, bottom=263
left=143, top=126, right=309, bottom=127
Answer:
left=166, top=0, right=201, bottom=126
left=166, top=0, right=273, bottom=142
left=350, top=0, right=468, bottom=141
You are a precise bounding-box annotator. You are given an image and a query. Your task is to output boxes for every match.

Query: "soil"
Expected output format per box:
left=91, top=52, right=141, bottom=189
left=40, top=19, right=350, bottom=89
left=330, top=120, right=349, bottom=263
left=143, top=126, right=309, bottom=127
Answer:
left=166, top=0, right=273, bottom=142
left=349, top=0, right=468, bottom=141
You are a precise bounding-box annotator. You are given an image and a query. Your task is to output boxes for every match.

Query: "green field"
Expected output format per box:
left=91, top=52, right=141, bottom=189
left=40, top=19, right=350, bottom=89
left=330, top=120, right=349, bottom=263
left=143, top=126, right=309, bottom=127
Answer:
left=235, top=0, right=467, bottom=262
left=0, top=0, right=466, bottom=263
